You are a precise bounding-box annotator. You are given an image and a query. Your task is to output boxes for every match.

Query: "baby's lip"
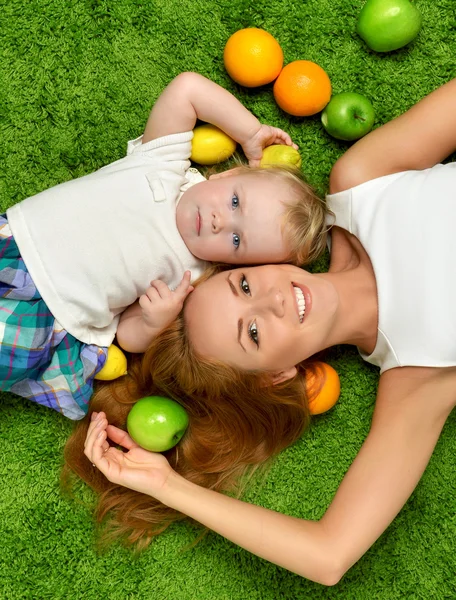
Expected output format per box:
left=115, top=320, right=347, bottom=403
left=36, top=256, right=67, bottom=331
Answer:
left=197, top=210, right=201, bottom=236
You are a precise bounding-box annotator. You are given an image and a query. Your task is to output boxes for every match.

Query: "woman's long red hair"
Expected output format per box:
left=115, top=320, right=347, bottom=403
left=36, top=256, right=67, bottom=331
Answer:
left=63, top=268, right=318, bottom=549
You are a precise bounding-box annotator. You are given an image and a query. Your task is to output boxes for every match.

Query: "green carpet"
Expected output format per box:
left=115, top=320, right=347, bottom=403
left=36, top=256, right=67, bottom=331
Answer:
left=1, top=0, right=455, bottom=598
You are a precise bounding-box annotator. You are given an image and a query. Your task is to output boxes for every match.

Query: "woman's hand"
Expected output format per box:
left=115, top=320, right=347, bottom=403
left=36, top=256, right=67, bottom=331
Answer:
left=242, top=124, right=298, bottom=167
left=84, top=412, right=174, bottom=499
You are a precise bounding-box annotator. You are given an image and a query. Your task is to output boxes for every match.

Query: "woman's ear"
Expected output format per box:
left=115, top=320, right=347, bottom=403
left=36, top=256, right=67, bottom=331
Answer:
left=208, top=167, right=244, bottom=180
left=270, top=366, right=298, bottom=386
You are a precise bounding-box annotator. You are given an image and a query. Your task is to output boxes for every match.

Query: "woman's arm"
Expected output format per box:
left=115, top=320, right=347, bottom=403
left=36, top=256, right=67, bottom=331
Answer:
left=330, top=78, right=456, bottom=193
left=141, top=72, right=295, bottom=165
left=86, top=367, right=456, bottom=585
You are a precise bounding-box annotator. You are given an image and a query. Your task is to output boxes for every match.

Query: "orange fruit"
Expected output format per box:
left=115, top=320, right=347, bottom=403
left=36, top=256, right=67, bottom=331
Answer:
left=305, top=362, right=340, bottom=415
left=224, top=28, right=283, bottom=87
left=273, top=60, right=332, bottom=117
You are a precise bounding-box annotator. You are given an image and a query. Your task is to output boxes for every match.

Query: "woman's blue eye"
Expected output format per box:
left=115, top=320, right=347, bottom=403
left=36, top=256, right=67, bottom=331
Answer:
left=233, top=233, right=241, bottom=249
left=248, top=321, right=259, bottom=347
left=232, top=194, right=239, bottom=209
left=240, top=274, right=250, bottom=295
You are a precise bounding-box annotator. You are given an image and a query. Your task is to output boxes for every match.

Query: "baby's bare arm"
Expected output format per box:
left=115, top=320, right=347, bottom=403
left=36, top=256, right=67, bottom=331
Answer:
left=116, top=301, right=155, bottom=353
left=142, top=72, right=262, bottom=145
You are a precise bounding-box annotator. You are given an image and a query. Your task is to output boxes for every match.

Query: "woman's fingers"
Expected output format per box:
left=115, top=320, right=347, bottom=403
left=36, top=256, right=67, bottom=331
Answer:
left=106, top=424, right=139, bottom=449
left=84, top=412, right=108, bottom=456
left=87, top=414, right=138, bottom=452
left=90, top=428, right=112, bottom=474
left=85, top=414, right=117, bottom=474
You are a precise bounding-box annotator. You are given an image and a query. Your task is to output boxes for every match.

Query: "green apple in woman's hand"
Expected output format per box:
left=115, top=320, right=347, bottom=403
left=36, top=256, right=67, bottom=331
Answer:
left=357, top=0, right=422, bottom=53
left=127, top=396, right=189, bottom=452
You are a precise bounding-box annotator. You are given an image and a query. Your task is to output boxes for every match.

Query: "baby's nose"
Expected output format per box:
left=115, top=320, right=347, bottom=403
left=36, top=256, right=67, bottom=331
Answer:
left=212, top=212, right=224, bottom=233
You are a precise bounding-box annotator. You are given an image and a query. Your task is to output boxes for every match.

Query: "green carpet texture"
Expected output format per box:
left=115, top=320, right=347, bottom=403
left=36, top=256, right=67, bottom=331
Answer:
left=1, top=0, right=455, bottom=598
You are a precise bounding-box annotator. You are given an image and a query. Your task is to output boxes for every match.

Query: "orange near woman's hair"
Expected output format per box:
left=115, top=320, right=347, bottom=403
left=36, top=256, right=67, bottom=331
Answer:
left=223, top=28, right=283, bottom=87
left=306, top=362, right=340, bottom=415
left=273, top=60, right=332, bottom=117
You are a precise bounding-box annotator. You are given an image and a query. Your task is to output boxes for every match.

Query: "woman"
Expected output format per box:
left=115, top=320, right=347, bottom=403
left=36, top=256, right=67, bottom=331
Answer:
left=80, top=79, right=456, bottom=584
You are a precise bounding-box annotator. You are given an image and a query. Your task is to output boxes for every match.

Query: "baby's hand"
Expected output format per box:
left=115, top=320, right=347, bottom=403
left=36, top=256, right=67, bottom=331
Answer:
left=242, top=124, right=298, bottom=167
left=139, top=271, right=194, bottom=333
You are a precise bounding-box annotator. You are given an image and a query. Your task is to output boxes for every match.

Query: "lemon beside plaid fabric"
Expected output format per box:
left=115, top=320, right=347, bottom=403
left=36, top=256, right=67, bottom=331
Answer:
left=0, top=215, right=107, bottom=420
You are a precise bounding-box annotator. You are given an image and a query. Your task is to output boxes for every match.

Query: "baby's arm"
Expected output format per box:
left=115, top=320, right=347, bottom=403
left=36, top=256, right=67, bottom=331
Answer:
left=330, top=77, right=456, bottom=193
left=116, top=271, right=193, bottom=353
left=141, top=72, right=295, bottom=164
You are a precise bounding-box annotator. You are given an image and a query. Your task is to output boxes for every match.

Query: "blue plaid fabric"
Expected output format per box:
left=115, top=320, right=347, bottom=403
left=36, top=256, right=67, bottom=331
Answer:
left=0, top=215, right=107, bottom=420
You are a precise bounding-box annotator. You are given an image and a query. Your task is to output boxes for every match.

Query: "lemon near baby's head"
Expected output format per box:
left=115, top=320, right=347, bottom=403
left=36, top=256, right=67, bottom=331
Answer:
left=94, top=344, right=127, bottom=381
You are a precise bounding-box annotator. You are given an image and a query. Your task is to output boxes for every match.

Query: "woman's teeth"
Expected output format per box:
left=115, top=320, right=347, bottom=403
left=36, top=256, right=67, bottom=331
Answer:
left=293, top=286, right=306, bottom=323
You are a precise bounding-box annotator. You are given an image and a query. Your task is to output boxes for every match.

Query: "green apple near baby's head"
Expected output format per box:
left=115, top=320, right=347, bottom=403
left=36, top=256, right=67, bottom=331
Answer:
left=127, top=396, right=189, bottom=452
left=357, top=0, right=422, bottom=53
left=321, top=93, right=375, bottom=142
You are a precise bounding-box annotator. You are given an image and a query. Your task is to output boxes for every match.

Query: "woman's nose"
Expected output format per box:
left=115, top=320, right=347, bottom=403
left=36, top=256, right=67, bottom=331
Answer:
left=259, top=288, right=285, bottom=317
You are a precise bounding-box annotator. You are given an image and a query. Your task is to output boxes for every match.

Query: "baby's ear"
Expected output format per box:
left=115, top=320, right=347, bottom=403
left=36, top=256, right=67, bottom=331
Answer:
left=208, top=167, right=244, bottom=180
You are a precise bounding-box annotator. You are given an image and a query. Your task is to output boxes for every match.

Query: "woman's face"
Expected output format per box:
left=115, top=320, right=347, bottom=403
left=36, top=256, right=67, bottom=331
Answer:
left=185, top=265, right=340, bottom=373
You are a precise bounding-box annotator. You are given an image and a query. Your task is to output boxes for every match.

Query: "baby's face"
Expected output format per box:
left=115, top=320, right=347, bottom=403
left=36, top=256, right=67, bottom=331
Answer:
left=176, top=170, right=291, bottom=264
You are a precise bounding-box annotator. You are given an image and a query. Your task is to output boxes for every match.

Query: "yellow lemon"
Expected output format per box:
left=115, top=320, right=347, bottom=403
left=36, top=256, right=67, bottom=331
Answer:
left=95, top=344, right=128, bottom=381
left=305, top=362, right=340, bottom=415
left=191, top=124, right=237, bottom=165
left=260, top=145, right=302, bottom=169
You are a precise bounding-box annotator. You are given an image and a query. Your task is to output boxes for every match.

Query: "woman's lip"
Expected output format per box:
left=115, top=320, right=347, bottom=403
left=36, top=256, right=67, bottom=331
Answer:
left=291, top=281, right=312, bottom=323
left=291, top=283, right=300, bottom=321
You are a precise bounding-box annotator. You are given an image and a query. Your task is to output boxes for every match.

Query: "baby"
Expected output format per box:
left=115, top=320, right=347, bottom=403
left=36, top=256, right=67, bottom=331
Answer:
left=1, top=72, right=326, bottom=419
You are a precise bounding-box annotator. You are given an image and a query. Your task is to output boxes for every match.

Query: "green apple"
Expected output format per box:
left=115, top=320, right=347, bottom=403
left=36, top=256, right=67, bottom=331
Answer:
left=321, top=92, right=375, bottom=142
left=357, top=0, right=422, bottom=52
left=127, top=396, right=189, bottom=452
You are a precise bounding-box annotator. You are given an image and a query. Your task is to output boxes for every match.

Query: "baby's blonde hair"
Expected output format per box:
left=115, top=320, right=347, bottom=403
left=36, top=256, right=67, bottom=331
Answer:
left=218, top=162, right=331, bottom=266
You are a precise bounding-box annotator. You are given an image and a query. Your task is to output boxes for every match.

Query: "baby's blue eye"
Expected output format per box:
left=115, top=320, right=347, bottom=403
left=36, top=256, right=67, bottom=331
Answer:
left=232, top=194, right=239, bottom=209
left=233, top=233, right=241, bottom=249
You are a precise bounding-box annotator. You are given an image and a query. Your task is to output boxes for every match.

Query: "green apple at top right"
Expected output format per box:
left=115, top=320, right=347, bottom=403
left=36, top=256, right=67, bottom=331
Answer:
left=357, top=0, right=422, bottom=52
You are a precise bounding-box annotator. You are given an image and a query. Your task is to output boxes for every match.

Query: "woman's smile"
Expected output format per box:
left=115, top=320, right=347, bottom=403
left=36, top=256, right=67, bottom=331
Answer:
left=185, top=265, right=339, bottom=373
left=292, top=282, right=312, bottom=324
